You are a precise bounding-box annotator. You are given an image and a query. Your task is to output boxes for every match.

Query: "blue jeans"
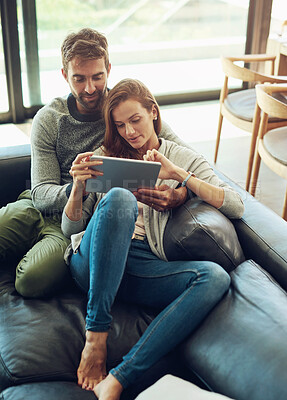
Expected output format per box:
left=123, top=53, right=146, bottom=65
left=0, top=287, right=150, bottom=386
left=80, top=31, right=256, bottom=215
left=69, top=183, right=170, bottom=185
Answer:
left=69, top=188, right=231, bottom=388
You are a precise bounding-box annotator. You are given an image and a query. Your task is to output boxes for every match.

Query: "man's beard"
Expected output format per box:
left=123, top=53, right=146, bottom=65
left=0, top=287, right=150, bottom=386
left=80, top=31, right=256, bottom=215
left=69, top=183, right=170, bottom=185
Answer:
left=74, top=85, right=107, bottom=113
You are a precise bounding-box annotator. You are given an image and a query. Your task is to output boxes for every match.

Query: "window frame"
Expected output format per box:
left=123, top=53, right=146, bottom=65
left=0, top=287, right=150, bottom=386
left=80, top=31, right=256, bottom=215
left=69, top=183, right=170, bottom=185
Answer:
left=0, top=0, right=273, bottom=124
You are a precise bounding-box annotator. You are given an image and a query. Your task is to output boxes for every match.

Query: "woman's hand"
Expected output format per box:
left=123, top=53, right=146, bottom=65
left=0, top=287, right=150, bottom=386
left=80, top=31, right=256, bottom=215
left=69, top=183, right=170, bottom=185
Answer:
left=69, top=152, right=103, bottom=193
left=143, top=149, right=180, bottom=181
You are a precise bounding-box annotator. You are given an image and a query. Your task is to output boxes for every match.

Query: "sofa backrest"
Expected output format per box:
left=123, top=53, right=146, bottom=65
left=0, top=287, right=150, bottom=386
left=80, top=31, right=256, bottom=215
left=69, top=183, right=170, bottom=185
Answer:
left=0, top=145, right=31, bottom=207
left=1, top=144, right=287, bottom=291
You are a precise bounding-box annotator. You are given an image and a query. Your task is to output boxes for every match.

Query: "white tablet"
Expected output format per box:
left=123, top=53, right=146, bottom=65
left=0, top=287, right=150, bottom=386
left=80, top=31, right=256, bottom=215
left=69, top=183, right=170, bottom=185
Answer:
left=85, top=155, right=161, bottom=193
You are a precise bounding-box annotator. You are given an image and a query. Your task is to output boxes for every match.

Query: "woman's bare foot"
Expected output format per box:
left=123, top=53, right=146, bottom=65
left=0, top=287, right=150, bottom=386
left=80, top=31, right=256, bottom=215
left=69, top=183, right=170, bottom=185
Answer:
left=94, top=374, right=123, bottom=400
left=77, top=330, right=108, bottom=391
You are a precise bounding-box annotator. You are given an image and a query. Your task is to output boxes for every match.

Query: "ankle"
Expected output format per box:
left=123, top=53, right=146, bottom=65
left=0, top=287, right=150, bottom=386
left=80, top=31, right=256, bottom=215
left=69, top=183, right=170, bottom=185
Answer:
left=86, top=330, right=108, bottom=344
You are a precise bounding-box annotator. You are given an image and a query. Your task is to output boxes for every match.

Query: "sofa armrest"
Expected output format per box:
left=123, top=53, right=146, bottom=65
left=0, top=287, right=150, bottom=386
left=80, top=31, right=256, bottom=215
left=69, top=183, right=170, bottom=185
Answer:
left=216, top=169, right=287, bottom=291
left=0, top=144, right=31, bottom=207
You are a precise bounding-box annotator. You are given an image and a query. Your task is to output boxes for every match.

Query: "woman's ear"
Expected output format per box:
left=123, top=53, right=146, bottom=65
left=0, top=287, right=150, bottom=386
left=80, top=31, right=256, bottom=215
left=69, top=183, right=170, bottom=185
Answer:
left=152, top=105, right=158, bottom=120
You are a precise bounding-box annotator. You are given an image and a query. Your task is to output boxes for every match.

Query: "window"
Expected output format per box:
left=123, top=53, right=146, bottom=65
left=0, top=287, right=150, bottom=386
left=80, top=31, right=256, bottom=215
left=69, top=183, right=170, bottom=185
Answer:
left=0, top=12, right=9, bottom=113
left=270, top=0, right=287, bottom=35
left=17, top=0, right=249, bottom=105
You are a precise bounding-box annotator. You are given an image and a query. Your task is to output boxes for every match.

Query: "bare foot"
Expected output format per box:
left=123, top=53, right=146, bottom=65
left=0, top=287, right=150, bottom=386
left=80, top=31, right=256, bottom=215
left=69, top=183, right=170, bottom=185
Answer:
left=94, top=374, right=123, bottom=400
left=77, top=330, right=108, bottom=391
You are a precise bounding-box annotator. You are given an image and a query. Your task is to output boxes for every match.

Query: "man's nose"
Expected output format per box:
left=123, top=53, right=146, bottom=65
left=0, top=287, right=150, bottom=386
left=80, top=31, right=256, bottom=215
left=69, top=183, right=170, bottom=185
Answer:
left=85, top=79, right=96, bottom=94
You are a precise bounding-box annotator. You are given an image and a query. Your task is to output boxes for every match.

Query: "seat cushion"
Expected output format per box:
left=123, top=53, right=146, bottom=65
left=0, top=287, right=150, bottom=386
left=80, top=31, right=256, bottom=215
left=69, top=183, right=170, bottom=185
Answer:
left=0, top=266, right=157, bottom=392
left=263, top=126, right=287, bottom=165
left=163, top=198, right=245, bottom=273
left=224, top=88, right=256, bottom=121
left=1, top=382, right=96, bottom=400
left=181, top=260, right=287, bottom=400
left=224, top=89, right=285, bottom=123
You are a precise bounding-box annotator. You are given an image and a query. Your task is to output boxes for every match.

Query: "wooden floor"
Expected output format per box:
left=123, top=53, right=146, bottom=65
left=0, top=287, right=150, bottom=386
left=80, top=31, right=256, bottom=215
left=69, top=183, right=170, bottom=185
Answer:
left=0, top=100, right=286, bottom=219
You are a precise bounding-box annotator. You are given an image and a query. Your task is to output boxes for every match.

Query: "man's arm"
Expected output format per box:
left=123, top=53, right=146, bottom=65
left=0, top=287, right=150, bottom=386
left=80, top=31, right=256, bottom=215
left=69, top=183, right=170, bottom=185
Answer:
left=30, top=108, right=70, bottom=214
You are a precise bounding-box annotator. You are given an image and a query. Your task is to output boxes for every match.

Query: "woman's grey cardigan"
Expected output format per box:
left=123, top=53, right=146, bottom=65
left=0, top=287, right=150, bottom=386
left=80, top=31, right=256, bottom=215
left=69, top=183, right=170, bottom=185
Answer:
left=62, top=139, right=244, bottom=262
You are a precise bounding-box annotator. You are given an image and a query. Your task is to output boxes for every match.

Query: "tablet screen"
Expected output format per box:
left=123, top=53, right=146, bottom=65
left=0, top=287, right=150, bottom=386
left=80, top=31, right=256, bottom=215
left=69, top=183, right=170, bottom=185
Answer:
left=85, top=155, right=161, bottom=193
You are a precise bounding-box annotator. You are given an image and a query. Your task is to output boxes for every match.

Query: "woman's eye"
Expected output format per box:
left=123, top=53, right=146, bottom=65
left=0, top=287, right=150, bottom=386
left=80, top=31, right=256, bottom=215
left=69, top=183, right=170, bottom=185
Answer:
left=116, top=124, right=125, bottom=129
left=131, top=118, right=140, bottom=123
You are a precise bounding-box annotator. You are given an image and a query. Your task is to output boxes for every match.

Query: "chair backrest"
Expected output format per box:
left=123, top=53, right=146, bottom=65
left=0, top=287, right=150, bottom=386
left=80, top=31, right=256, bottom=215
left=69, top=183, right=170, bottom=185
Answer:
left=221, top=56, right=287, bottom=84
left=255, top=84, right=287, bottom=119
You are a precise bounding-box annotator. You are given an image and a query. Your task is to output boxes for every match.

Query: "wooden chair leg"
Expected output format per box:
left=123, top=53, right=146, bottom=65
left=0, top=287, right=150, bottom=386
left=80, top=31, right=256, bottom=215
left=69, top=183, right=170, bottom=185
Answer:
left=250, top=142, right=262, bottom=197
left=246, top=103, right=260, bottom=192
left=214, top=111, right=223, bottom=163
left=283, top=188, right=287, bottom=221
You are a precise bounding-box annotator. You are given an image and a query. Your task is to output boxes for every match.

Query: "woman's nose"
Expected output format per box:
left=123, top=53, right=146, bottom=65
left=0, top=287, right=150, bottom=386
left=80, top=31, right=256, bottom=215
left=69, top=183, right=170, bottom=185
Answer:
left=126, top=123, right=135, bottom=135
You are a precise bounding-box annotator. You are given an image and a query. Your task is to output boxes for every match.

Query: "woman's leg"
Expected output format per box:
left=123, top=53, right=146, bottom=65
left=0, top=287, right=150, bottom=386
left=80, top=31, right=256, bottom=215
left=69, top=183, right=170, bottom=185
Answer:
left=96, top=239, right=230, bottom=397
left=69, top=188, right=138, bottom=390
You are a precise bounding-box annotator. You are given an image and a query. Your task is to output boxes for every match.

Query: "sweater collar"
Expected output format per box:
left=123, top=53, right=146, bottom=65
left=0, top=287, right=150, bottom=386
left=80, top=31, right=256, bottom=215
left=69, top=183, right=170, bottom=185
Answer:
left=67, top=93, right=103, bottom=122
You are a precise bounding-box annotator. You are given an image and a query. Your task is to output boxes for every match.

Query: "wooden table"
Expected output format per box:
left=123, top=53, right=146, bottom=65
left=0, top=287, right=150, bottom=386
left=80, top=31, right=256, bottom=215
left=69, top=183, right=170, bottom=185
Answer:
left=267, top=35, right=287, bottom=75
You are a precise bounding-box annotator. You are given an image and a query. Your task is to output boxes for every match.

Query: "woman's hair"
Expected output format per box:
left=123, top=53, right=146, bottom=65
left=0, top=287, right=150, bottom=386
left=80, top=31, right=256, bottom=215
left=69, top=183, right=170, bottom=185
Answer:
left=61, top=28, right=109, bottom=73
left=103, top=79, right=162, bottom=159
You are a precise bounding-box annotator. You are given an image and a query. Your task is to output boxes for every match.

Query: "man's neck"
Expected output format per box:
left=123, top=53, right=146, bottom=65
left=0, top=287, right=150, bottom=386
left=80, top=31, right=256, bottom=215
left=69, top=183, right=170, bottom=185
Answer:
left=67, top=93, right=103, bottom=123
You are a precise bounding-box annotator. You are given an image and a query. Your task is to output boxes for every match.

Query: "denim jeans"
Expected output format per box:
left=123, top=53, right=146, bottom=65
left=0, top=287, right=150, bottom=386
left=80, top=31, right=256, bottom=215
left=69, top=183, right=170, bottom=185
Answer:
left=69, top=187, right=231, bottom=388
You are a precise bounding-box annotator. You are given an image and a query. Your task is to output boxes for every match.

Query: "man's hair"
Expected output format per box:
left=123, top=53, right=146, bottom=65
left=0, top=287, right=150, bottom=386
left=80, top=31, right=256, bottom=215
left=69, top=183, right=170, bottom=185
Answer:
left=61, top=28, right=109, bottom=73
left=103, top=79, right=162, bottom=160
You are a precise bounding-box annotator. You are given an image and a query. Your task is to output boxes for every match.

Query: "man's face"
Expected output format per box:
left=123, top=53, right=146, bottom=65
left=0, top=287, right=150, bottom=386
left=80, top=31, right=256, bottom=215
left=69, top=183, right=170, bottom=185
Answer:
left=62, top=57, right=111, bottom=114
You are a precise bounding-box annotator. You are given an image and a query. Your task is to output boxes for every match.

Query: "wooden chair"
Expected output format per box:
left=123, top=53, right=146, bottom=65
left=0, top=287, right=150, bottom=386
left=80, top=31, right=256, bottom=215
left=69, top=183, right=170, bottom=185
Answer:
left=250, top=84, right=287, bottom=221
left=214, top=55, right=287, bottom=191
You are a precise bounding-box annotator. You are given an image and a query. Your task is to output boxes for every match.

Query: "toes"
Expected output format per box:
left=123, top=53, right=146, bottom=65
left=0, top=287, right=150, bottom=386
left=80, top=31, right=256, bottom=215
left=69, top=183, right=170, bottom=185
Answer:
left=77, top=372, right=83, bottom=387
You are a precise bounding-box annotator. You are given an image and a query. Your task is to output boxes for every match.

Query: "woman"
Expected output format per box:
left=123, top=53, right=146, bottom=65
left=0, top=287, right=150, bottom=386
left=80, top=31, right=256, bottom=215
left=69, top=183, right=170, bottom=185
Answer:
left=62, top=79, right=244, bottom=400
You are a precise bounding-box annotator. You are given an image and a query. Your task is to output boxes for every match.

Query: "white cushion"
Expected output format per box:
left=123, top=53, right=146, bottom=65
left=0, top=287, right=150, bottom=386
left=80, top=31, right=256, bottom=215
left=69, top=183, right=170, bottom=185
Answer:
left=135, top=375, right=234, bottom=400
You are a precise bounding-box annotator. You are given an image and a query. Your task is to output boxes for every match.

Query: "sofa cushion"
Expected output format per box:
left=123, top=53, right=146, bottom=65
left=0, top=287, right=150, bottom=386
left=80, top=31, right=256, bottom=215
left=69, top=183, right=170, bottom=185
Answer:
left=0, top=266, right=156, bottom=392
left=0, top=382, right=95, bottom=400
left=181, top=260, right=287, bottom=400
left=0, top=145, right=31, bottom=207
left=163, top=198, right=245, bottom=272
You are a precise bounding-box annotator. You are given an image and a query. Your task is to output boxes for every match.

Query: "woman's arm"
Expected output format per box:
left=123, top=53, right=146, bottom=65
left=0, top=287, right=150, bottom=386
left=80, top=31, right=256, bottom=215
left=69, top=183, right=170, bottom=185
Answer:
left=61, top=152, right=103, bottom=237
left=144, top=149, right=244, bottom=218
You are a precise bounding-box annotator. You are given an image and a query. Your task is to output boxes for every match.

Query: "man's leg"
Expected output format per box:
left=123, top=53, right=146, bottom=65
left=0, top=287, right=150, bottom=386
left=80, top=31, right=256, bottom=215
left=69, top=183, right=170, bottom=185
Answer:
left=15, top=216, right=71, bottom=298
left=0, top=190, right=43, bottom=264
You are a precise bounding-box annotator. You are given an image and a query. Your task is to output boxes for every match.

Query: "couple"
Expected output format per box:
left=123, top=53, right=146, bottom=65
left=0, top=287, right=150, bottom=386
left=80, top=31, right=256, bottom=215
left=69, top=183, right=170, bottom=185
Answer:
left=0, top=27, right=243, bottom=400
left=62, top=78, right=244, bottom=400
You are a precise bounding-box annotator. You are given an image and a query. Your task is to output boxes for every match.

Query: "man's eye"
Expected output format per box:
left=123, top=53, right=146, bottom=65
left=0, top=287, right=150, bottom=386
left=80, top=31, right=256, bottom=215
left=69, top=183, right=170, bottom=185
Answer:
left=74, top=78, right=84, bottom=83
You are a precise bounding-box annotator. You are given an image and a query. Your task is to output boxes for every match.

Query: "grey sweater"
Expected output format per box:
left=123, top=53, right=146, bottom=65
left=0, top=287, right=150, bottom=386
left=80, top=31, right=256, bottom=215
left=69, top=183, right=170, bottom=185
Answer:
left=62, top=139, right=244, bottom=261
left=31, top=93, right=186, bottom=214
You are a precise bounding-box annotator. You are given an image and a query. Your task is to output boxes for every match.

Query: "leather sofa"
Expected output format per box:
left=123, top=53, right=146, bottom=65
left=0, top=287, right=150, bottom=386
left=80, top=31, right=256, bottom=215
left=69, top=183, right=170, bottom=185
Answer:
left=1, top=144, right=287, bottom=400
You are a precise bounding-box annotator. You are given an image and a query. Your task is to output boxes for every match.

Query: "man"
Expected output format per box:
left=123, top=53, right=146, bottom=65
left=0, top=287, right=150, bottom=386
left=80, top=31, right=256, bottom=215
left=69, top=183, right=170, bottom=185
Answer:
left=0, top=28, right=187, bottom=298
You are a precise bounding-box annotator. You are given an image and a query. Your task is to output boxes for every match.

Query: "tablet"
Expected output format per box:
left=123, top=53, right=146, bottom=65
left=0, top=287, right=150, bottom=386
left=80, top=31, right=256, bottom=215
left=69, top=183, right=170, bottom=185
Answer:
left=85, top=155, right=161, bottom=193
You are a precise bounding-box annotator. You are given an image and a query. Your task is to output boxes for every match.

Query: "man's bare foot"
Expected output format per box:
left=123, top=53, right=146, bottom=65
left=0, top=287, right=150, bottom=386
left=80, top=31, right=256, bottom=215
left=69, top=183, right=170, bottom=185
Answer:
left=77, top=330, right=108, bottom=391
left=94, top=374, right=123, bottom=400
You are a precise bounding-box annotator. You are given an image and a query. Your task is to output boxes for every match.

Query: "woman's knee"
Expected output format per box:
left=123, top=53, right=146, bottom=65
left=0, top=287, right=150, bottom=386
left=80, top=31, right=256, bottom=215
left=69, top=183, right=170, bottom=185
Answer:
left=101, top=188, right=138, bottom=220
left=206, top=262, right=231, bottom=292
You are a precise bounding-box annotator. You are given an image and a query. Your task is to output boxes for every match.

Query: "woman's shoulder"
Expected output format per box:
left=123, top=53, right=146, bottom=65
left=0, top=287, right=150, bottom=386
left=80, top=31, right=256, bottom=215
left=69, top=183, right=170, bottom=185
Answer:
left=160, top=138, right=197, bottom=158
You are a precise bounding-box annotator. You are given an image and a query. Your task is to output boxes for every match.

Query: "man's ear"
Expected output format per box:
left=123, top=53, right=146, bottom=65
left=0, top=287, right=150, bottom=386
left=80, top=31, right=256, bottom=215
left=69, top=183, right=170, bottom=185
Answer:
left=61, top=68, right=68, bottom=82
left=107, top=63, right=111, bottom=77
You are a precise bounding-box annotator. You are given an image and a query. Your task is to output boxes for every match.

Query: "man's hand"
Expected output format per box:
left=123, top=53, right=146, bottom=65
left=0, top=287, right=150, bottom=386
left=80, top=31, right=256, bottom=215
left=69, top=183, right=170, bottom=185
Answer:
left=134, top=184, right=187, bottom=212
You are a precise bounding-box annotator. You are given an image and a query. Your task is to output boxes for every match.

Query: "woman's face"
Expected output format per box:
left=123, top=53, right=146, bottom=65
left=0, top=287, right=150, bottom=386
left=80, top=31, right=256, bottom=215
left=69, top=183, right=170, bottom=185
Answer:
left=112, top=99, right=159, bottom=153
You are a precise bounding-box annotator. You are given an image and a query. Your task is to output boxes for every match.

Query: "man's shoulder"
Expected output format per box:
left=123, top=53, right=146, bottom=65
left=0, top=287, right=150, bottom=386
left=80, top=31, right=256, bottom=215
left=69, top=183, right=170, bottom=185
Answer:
left=35, top=95, right=69, bottom=118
